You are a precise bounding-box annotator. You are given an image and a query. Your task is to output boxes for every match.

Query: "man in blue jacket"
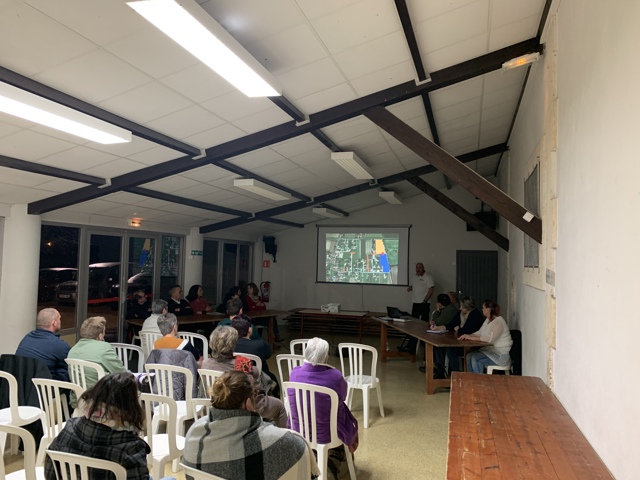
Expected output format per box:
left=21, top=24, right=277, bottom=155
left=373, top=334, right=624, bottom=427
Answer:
left=16, top=308, right=70, bottom=381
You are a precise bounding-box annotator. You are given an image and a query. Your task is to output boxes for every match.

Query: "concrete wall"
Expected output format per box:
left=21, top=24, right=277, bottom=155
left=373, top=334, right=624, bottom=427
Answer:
left=501, top=1, right=639, bottom=477
left=261, top=187, right=500, bottom=312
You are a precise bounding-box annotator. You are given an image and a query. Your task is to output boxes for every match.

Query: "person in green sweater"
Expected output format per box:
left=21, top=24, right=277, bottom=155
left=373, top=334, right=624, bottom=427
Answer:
left=67, top=317, right=126, bottom=405
left=430, top=293, right=458, bottom=327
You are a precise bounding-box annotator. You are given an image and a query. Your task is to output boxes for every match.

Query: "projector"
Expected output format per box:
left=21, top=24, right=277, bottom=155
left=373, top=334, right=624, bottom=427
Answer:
left=320, top=303, right=340, bottom=313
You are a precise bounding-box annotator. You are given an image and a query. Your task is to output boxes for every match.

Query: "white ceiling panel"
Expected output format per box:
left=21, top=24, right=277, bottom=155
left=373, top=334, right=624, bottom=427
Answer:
left=349, top=61, right=416, bottom=97
left=276, top=57, right=346, bottom=101
left=423, top=34, right=488, bottom=72
left=183, top=124, right=246, bottom=150
left=80, top=158, right=147, bottom=178
left=0, top=130, right=74, bottom=161
left=127, top=146, right=184, bottom=167
left=491, top=0, right=544, bottom=29
left=270, top=135, right=325, bottom=158
left=201, top=91, right=274, bottom=123
left=294, top=83, right=358, bottom=115
left=146, top=105, right=225, bottom=140
left=35, top=178, right=85, bottom=193
left=231, top=107, right=292, bottom=134
left=37, top=147, right=118, bottom=172
left=489, top=15, right=540, bottom=51
left=142, top=176, right=202, bottom=194
left=333, top=32, right=410, bottom=80
left=159, top=63, right=235, bottom=104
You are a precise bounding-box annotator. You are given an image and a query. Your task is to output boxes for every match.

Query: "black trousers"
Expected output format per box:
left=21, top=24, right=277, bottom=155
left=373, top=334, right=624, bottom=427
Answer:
left=406, top=302, right=430, bottom=352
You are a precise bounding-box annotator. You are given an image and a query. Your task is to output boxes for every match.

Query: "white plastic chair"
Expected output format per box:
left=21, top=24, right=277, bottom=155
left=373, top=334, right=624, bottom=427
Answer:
left=289, top=339, right=310, bottom=355
left=177, top=332, right=209, bottom=360
left=46, top=450, right=126, bottom=480
left=65, top=358, right=105, bottom=391
left=140, top=332, right=162, bottom=361
left=111, top=343, right=144, bottom=373
left=0, top=424, right=44, bottom=480
left=338, top=343, right=385, bottom=429
left=0, top=371, right=44, bottom=455
left=198, top=368, right=225, bottom=396
left=144, top=363, right=198, bottom=438
left=32, top=379, right=84, bottom=467
left=233, top=352, right=262, bottom=375
left=487, top=358, right=513, bottom=375
left=283, top=381, right=356, bottom=480
left=140, top=393, right=185, bottom=477
left=276, top=354, right=304, bottom=399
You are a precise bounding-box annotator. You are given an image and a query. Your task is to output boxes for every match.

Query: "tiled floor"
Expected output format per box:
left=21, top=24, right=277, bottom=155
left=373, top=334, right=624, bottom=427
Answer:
left=5, top=329, right=451, bottom=479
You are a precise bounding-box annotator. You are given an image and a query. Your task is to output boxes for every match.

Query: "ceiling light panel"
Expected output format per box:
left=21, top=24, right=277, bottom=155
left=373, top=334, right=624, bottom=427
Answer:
left=127, top=0, right=282, bottom=97
left=233, top=178, right=291, bottom=201
left=379, top=191, right=403, bottom=204
left=312, top=207, right=345, bottom=218
left=330, top=151, right=374, bottom=180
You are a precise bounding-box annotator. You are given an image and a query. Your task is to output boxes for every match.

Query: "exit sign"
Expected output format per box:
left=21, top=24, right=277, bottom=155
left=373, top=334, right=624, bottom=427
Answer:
left=191, top=250, right=203, bottom=256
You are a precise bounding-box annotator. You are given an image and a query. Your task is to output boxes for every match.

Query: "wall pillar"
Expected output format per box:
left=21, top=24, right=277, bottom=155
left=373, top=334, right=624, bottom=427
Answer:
left=0, top=205, right=41, bottom=353
left=183, top=227, right=203, bottom=292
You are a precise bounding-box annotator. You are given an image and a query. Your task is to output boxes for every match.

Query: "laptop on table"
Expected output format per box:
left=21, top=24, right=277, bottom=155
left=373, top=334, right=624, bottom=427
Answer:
left=385, top=306, right=412, bottom=320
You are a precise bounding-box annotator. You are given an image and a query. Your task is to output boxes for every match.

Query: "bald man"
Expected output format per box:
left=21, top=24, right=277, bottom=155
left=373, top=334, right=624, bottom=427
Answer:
left=16, top=308, right=71, bottom=381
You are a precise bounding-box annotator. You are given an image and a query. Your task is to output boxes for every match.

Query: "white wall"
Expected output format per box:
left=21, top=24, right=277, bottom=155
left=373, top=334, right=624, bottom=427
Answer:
left=264, top=187, right=500, bottom=312
left=503, top=1, right=640, bottom=477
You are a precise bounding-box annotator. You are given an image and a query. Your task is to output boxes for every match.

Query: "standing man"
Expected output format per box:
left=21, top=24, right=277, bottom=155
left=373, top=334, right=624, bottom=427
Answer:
left=403, top=263, right=435, bottom=353
left=167, top=285, right=193, bottom=316
left=407, top=262, right=435, bottom=319
left=16, top=308, right=71, bottom=381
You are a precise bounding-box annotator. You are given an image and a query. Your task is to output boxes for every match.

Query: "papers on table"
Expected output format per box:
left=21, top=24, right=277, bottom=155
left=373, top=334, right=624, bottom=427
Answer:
left=376, top=316, right=412, bottom=322
left=427, top=329, right=447, bottom=334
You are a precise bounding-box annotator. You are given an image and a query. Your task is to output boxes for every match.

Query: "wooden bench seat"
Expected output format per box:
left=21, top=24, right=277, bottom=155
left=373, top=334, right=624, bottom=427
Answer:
left=447, top=373, right=613, bottom=479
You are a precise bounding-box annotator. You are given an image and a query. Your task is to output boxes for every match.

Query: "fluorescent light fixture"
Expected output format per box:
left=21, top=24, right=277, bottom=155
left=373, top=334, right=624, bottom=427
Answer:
left=234, top=178, right=291, bottom=201
left=312, top=207, right=345, bottom=219
left=0, top=82, right=131, bottom=144
left=331, top=151, right=374, bottom=180
left=128, top=218, right=142, bottom=228
left=379, top=191, right=403, bottom=204
left=502, top=52, right=540, bottom=71
left=127, top=0, right=281, bottom=97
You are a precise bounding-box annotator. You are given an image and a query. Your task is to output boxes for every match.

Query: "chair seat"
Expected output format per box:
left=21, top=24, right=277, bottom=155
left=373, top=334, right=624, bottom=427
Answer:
left=0, top=406, right=42, bottom=425
left=145, top=433, right=186, bottom=459
left=6, top=466, right=45, bottom=480
left=344, top=375, right=378, bottom=388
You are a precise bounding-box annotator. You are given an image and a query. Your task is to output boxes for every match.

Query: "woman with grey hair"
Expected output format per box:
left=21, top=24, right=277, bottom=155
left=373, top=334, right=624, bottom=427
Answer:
left=288, top=337, right=359, bottom=478
left=201, top=326, right=287, bottom=427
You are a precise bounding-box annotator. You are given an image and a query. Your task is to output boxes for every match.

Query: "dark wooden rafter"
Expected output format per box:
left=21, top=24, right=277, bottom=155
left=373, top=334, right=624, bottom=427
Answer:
left=393, top=0, right=451, bottom=189
left=407, top=177, right=509, bottom=251
left=199, top=143, right=507, bottom=233
left=261, top=218, right=304, bottom=228
left=317, top=203, right=349, bottom=217
left=0, top=154, right=106, bottom=185
left=28, top=38, right=541, bottom=215
left=125, top=186, right=252, bottom=218
left=364, top=106, right=542, bottom=243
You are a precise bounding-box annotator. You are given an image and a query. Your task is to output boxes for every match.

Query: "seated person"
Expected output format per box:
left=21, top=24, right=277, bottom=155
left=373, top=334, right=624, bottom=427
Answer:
left=244, top=282, right=266, bottom=311
left=202, top=326, right=287, bottom=427
left=429, top=297, right=485, bottom=374
left=16, top=308, right=70, bottom=381
left=288, top=337, right=359, bottom=479
left=217, top=298, right=261, bottom=341
left=140, top=298, right=167, bottom=334
left=167, top=284, right=193, bottom=316
left=186, top=284, right=212, bottom=314
left=126, top=290, right=151, bottom=320
left=231, top=316, right=279, bottom=397
left=447, top=291, right=460, bottom=309
left=67, top=317, right=125, bottom=403
left=154, top=313, right=202, bottom=365
left=44, top=373, right=153, bottom=480
left=216, top=285, right=244, bottom=313
left=183, top=370, right=316, bottom=480
left=460, top=299, right=513, bottom=373
left=430, top=293, right=458, bottom=326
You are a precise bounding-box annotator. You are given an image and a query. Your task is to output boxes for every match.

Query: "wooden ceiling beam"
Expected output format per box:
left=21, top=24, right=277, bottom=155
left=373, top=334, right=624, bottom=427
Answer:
left=364, top=106, right=541, bottom=243
left=407, top=177, right=509, bottom=251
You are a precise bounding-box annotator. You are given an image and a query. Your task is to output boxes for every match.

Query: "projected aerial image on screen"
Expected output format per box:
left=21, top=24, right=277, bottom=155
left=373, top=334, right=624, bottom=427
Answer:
left=325, top=233, right=399, bottom=284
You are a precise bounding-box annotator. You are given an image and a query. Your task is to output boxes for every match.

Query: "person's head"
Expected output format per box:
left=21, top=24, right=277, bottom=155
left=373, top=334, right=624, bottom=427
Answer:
left=209, top=370, right=257, bottom=411
left=169, top=285, right=183, bottom=300
left=226, top=297, right=243, bottom=317
left=79, top=316, right=106, bottom=341
left=186, top=285, right=202, bottom=302
left=304, top=337, right=330, bottom=365
left=209, top=326, right=238, bottom=361
left=436, top=293, right=451, bottom=307
left=36, top=308, right=61, bottom=333
left=157, top=313, right=178, bottom=336
left=247, top=282, right=259, bottom=296
left=133, top=290, right=147, bottom=304
left=151, top=299, right=168, bottom=315
left=460, top=297, right=476, bottom=314
left=229, top=286, right=241, bottom=298
left=447, top=291, right=458, bottom=305
left=482, top=300, right=499, bottom=320
left=231, top=316, right=251, bottom=339
left=81, top=372, right=144, bottom=432
left=415, top=262, right=425, bottom=275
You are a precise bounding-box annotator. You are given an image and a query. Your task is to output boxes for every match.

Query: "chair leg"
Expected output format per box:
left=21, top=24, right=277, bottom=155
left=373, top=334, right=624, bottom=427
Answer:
left=344, top=444, right=357, bottom=480
left=376, top=381, right=385, bottom=418
left=317, top=446, right=329, bottom=480
left=36, top=437, right=52, bottom=467
left=345, top=386, right=354, bottom=410
left=172, top=457, right=180, bottom=472
left=362, top=387, right=370, bottom=429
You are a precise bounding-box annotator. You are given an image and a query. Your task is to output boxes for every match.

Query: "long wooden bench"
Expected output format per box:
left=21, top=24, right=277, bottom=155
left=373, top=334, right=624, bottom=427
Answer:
left=447, top=373, right=613, bottom=479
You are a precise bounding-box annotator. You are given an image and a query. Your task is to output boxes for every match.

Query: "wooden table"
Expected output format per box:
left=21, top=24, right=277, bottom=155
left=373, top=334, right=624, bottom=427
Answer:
left=370, top=316, right=489, bottom=394
left=127, top=309, right=289, bottom=348
left=297, top=309, right=369, bottom=342
left=447, top=373, right=614, bottom=479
